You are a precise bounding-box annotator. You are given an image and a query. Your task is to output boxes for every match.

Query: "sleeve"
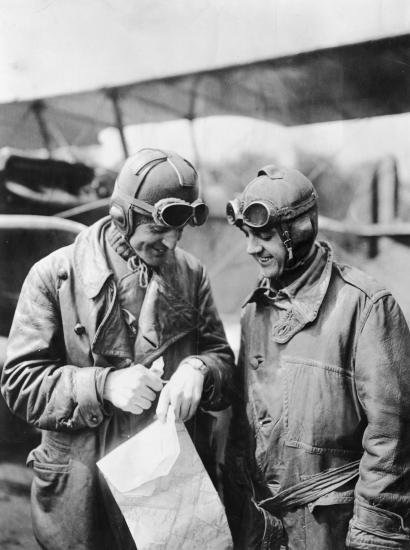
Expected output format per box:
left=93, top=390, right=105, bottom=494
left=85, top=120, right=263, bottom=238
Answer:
left=1, top=262, right=112, bottom=432
left=194, top=265, right=235, bottom=410
left=347, top=293, right=410, bottom=549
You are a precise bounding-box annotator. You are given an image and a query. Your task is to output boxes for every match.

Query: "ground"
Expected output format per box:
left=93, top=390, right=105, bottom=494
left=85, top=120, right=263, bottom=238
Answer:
left=0, top=443, right=39, bottom=550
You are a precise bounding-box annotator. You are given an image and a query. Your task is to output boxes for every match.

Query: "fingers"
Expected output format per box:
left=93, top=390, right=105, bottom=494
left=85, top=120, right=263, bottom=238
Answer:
left=156, top=365, right=205, bottom=423
left=169, top=385, right=202, bottom=423
left=178, top=389, right=201, bottom=422
left=104, top=363, right=164, bottom=414
left=131, top=364, right=163, bottom=392
left=185, top=390, right=202, bottom=421
left=126, top=404, right=143, bottom=415
left=123, top=394, right=152, bottom=415
left=144, top=371, right=164, bottom=392
left=135, top=395, right=152, bottom=410
left=139, top=386, right=156, bottom=402
left=156, top=385, right=170, bottom=423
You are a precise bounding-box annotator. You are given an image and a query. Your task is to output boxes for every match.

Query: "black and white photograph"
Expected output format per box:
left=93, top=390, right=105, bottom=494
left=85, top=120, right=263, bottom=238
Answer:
left=1, top=1, right=410, bottom=549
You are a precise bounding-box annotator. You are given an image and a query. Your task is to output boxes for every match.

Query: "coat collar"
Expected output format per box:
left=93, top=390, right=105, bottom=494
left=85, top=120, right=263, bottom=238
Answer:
left=73, top=217, right=114, bottom=299
left=244, top=241, right=333, bottom=343
left=73, top=218, right=199, bottom=360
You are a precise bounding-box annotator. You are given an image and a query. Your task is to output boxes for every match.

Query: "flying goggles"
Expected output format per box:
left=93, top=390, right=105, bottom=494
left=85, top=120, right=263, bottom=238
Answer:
left=226, top=190, right=317, bottom=230
left=118, top=189, right=209, bottom=228
left=226, top=198, right=281, bottom=229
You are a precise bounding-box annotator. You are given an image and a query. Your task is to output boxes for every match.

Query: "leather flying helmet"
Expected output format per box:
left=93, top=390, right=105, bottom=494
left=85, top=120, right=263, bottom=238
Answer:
left=227, top=165, right=318, bottom=268
left=110, top=148, right=208, bottom=237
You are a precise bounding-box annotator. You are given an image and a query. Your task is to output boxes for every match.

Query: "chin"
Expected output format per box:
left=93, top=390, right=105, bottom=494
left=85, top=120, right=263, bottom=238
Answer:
left=261, top=269, right=276, bottom=279
left=258, top=262, right=276, bottom=279
left=146, top=255, right=168, bottom=267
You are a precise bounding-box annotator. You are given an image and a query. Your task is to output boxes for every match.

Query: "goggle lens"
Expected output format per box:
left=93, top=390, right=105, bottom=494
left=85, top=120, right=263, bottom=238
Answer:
left=242, top=202, right=270, bottom=228
left=192, top=202, right=209, bottom=226
left=160, top=203, right=193, bottom=228
left=226, top=200, right=241, bottom=225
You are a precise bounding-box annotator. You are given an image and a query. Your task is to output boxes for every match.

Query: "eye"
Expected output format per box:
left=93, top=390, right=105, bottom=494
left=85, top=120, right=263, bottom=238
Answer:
left=150, top=225, right=167, bottom=234
left=258, top=232, right=273, bottom=241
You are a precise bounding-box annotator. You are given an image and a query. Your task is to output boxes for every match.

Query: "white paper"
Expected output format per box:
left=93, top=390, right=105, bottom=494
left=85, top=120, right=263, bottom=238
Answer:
left=98, top=413, right=233, bottom=549
left=97, top=410, right=180, bottom=493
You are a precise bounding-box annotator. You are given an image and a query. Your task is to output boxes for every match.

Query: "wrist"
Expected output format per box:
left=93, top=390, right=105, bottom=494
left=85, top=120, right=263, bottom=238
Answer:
left=181, top=357, right=209, bottom=377
left=102, top=371, right=115, bottom=401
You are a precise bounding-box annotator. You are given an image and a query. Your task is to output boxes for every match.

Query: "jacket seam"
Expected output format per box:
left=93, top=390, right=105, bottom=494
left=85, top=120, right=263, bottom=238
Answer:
left=33, top=263, right=59, bottom=305
left=285, top=439, right=362, bottom=456
left=282, top=355, right=353, bottom=378
left=334, top=263, right=390, bottom=303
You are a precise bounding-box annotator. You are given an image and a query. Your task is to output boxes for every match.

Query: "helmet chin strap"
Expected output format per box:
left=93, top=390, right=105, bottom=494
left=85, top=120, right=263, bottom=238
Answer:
left=278, top=222, right=296, bottom=268
left=281, top=227, right=294, bottom=262
left=283, top=242, right=317, bottom=274
left=279, top=217, right=317, bottom=272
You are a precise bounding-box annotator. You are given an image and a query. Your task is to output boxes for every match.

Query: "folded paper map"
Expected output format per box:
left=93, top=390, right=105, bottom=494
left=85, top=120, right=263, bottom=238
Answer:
left=97, top=410, right=233, bottom=549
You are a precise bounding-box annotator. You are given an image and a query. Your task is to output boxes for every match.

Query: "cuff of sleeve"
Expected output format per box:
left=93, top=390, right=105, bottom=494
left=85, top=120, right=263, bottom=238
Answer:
left=346, top=498, right=410, bottom=549
left=75, top=367, right=110, bottom=428
left=95, top=366, right=114, bottom=416
left=195, top=356, right=221, bottom=408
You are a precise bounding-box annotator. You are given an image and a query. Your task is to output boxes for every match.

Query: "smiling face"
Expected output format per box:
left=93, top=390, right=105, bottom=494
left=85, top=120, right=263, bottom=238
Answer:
left=242, top=224, right=287, bottom=280
left=128, top=222, right=182, bottom=266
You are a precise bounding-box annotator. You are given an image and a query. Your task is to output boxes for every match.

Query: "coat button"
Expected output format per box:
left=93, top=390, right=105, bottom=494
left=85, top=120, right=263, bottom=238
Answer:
left=57, top=268, right=68, bottom=280
left=250, top=354, right=264, bottom=370
left=89, top=414, right=98, bottom=424
left=74, top=323, right=85, bottom=335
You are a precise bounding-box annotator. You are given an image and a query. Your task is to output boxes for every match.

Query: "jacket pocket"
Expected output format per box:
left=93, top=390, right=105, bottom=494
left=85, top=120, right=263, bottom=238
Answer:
left=27, top=435, right=71, bottom=503
left=304, top=491, right=354, bottom=550
left=347, top=497, right=410, bottom=549
left=282, top=355, right=362, bottom=455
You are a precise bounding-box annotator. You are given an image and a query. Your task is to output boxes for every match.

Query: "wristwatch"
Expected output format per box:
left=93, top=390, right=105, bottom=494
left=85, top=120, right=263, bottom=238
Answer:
left=185, top=357, right=209, bottom=377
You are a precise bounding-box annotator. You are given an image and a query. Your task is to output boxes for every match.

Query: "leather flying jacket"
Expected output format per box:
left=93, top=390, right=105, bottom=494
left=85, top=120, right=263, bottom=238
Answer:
left=1, top=217, right=234, bottom=550
left=225, top=241, right=410, bottom=550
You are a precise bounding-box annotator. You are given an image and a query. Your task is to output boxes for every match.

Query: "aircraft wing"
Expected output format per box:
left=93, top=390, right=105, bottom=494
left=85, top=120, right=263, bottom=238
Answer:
left=1, top=0, right=410, bottom=149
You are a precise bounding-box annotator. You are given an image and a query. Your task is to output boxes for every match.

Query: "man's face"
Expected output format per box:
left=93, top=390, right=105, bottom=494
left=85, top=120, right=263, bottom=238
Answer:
left=129, top=222, right=182, bottom=267
left=242, top=225, right=287, bottom=280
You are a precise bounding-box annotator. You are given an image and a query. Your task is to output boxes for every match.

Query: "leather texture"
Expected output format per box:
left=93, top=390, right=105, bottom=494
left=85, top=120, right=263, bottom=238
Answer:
left=225, top=242, right=410, bottom=550
left=1, top=216, right=234, bottom=550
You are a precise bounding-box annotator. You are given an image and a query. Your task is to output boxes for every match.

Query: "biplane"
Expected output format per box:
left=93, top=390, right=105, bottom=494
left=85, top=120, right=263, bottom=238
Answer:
left=1, top=0, right=410, bottom=439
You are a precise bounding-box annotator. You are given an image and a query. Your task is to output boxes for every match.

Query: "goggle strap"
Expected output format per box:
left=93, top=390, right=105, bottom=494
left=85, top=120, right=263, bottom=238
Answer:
left=274, top=191, right=318, bottom=221
left=114, top=188, right=155, bottom=216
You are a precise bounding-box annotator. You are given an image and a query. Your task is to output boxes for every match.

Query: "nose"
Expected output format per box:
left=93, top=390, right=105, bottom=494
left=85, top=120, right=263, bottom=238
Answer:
left=161, top=229, right=181, bottom=250
left=246, top=234, right=262, bottom=255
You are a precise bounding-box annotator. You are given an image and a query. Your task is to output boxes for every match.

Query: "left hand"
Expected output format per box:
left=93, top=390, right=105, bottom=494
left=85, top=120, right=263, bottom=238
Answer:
left=156, top=359, right=206, bottom=422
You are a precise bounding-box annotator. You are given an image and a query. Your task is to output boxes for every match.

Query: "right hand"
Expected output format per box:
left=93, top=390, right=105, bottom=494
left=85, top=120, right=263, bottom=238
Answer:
left=103, top=364, right=163, bottom=414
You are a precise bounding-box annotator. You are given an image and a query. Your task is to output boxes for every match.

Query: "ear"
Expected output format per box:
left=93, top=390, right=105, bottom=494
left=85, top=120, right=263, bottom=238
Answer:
left=109, top=203, right=128, bottom=235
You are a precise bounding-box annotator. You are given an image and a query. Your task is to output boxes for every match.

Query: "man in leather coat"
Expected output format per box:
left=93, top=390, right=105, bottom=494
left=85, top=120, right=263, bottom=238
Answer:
left=1, top=148, right=234, bottom=550
left=224, top=165, right=410, bottom=550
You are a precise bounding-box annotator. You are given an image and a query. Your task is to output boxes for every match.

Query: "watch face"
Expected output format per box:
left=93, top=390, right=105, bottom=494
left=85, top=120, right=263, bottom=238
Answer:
left=190, top=359, right=208, bottom=375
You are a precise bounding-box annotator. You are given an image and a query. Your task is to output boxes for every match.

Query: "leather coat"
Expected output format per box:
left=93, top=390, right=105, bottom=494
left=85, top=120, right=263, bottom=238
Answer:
left=225, top=242, right=410, bottom=550
left=1, top=217, right=234, bottom=550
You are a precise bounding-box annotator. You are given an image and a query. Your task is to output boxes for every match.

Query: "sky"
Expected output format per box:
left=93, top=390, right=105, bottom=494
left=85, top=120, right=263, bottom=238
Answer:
left=2, top=0, right=410, bottom=101
left=2, top=0, right=410, bottom=182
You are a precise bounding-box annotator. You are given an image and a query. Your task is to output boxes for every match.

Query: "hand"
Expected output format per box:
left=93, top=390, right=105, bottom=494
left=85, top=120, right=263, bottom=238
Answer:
left=103, top=364, right=163, bottom=414
left=156, top=359, right=206, bottom=423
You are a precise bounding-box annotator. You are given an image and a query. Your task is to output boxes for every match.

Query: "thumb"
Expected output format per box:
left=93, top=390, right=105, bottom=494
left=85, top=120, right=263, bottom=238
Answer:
left=156, top=385, right=170, bottom=423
